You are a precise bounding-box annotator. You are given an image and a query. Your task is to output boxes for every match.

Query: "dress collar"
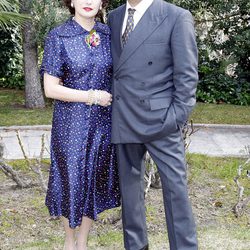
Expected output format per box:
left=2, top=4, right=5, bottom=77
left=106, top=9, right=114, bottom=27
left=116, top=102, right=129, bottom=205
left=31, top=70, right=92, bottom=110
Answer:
left=56, top=17, right=110, bottom=37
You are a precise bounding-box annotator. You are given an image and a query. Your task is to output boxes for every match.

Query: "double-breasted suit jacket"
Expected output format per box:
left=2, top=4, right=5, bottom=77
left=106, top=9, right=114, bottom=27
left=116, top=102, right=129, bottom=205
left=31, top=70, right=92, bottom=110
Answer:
left=108, top=0, right=198, bottom=144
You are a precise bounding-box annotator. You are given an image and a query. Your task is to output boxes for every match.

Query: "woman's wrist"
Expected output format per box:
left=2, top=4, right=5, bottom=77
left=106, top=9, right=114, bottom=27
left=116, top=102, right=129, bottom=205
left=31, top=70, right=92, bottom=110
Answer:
left=86, top=89, right=101, bottom=105
left=94, top=90, right=101, bottom=105
left=86, top=89, right=95, bottom=105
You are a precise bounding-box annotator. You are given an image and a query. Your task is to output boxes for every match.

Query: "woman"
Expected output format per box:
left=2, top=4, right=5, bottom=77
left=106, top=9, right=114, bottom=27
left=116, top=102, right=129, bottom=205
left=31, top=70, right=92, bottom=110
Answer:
left=40, top=0, right=120, bottom=249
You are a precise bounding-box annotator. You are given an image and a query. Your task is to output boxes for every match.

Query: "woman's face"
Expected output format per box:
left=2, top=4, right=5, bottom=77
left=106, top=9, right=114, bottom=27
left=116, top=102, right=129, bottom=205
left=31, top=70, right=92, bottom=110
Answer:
left=72, top=0, right=102, bottom=19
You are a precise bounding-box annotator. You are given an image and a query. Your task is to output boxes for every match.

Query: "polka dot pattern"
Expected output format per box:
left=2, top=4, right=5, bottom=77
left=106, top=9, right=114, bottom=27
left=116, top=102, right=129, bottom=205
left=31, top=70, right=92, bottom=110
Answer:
left=40, top=18, right=121, bottom=229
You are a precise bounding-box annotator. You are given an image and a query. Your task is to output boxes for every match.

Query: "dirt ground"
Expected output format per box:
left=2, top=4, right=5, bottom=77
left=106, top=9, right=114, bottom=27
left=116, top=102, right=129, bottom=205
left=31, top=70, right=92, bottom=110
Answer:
left=0, top=157, right=249, bottom=250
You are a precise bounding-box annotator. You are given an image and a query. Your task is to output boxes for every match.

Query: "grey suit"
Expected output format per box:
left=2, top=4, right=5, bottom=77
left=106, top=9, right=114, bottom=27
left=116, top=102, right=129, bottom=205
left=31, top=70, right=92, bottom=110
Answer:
left=108, top=0, right=198, bottom=249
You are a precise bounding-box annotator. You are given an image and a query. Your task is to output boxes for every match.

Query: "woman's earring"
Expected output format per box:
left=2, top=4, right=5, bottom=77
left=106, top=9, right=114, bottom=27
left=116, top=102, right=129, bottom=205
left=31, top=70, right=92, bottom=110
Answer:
left=99, top=5, right=102, bottom=10
left=71, top=2, right=74, bottom=8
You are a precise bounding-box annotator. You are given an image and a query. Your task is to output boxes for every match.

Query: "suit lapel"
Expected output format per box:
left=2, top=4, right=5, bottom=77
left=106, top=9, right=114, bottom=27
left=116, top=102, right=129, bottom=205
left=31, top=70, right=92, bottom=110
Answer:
left=113, top=5, right=126, bottom=62
left=115, top=0, right=168, bottom=73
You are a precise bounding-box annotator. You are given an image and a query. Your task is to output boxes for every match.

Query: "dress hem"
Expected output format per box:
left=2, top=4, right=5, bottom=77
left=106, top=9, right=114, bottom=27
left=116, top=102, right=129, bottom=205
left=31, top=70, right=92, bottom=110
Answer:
left=46, top=202, right=121, bottom=229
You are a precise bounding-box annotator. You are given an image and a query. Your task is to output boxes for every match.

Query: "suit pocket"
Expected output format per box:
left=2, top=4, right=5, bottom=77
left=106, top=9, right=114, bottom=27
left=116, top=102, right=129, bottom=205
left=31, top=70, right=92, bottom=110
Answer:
left=147, top=97, right=172, bottom=126
left=146, top=98, right=178, bottom=135
left=149, top=97, right=172, bottom=110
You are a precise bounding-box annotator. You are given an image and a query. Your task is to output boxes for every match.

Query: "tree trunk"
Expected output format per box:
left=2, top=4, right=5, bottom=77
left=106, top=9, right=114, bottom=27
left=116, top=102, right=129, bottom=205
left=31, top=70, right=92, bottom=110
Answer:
left=20, top=0, right=45, bottom=108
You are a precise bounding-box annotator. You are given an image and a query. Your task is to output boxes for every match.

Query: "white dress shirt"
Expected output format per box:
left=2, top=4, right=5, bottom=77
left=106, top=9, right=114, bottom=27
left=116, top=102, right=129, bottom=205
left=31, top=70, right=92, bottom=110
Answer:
left=122, top=0, right=154, bottom=34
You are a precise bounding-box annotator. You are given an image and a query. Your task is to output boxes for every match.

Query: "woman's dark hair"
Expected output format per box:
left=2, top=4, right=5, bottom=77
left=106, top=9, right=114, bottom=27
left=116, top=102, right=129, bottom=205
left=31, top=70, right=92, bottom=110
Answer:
left=63, top=0, right=109, bottom=22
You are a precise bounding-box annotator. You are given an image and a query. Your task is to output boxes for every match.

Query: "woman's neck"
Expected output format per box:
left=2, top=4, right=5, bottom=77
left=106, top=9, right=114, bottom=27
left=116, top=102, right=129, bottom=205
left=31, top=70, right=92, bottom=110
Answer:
left=74, top=15, right=95, bottom=31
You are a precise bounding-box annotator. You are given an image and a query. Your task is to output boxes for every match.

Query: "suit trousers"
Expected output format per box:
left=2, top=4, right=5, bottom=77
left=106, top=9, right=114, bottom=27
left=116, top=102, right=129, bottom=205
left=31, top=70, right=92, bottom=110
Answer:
left=116, top=127, right=198, bottom=250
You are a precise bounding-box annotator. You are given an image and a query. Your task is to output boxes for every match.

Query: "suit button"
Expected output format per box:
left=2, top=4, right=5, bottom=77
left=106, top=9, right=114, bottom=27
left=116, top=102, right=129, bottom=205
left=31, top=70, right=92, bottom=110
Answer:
left=140, top=99, right=145, bottom=104
left=116, top=95, right=120, bottom=100
left=148, top=61, right=153, bottom=65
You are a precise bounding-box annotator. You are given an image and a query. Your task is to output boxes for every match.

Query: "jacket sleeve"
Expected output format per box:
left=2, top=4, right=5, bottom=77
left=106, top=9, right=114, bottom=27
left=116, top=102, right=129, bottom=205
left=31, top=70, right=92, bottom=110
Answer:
left=171, top=10, right=198, bottom=126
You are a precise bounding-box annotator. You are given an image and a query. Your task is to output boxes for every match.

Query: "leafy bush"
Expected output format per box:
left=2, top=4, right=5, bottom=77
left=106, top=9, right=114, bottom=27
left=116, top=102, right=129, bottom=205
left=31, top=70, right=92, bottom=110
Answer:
left=1, top=0, right=249, bottom=106
left=0, top=27, right=24, bottom=89
left=197, top=73, right=250, bottom=105
left=197, top=42, right=250, bottom=105
left=0, top=0, right=68, bottom=90
left=170, top=0, right=250, bottom=105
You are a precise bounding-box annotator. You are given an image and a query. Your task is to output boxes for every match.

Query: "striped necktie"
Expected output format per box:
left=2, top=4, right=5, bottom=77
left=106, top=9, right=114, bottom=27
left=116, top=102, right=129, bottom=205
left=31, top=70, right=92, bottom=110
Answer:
left=122, top=8, right=136, bottom=47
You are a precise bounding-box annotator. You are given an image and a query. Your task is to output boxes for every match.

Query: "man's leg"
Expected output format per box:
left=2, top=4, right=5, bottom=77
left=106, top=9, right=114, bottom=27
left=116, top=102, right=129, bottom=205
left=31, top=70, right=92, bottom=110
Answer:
left=116, top=143, right=148, bottom=250
left=145, top=129, right=198, bottom=250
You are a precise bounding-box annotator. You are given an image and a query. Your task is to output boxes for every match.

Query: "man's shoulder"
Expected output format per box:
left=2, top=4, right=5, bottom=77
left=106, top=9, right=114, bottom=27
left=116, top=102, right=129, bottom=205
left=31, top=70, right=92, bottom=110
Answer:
left=162, top=1, right=190, bottom=17
left=108, top=4, right=125, bottom=17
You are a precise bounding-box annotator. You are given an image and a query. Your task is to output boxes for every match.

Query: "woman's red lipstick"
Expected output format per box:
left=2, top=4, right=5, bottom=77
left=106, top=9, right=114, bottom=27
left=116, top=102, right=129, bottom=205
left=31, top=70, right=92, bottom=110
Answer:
left=83, top=7, right=93, bottom=12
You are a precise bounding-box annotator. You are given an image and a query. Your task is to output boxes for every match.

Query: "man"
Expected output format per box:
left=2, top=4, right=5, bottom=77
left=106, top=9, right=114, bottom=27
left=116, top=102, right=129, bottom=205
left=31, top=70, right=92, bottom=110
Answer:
left=108, top=0, right=198, bottom=249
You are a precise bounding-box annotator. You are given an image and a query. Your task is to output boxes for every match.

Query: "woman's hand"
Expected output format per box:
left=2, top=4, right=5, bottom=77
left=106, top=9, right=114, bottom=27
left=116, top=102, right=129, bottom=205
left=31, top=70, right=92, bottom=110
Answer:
left=97, top=90, right=112, bottom=107
left=87, top=90, right=112, bottom=107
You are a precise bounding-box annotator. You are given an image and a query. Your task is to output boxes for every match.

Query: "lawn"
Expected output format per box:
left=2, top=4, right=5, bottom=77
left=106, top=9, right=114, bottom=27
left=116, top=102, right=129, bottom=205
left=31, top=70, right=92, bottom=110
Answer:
left=191, top=102, right=250, bottom=125
left=0, top=88, right=52, bottom=126
left=0, top=88, right=250, bottom=126
left=0, top=154, right=249, bottom=249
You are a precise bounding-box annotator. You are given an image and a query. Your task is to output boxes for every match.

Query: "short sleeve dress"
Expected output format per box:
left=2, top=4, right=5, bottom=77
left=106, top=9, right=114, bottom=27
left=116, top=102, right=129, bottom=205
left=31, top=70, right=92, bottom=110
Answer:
left=40, top=18, right=120, bottom=228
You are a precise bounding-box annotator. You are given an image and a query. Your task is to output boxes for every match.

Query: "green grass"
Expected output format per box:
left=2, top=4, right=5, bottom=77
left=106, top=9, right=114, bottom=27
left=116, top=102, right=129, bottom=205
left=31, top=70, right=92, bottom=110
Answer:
left=11, top=227, right=250, bottom=250
left=5, top=158, right=50, bottom=171
left=0, top=88, right=52, bottom=126
left=191, top=102, right=250, bottom=125
left=187, top=154, right=250, bottom=197
left=14, top=236, right=63, bottom=250
left=187, top=154, right=245, bottom=180
left=197, top=226, right=250, bottom=250
left=1, top=154, right=249, bottom=249
left=0, top=88, right=250, bottom=126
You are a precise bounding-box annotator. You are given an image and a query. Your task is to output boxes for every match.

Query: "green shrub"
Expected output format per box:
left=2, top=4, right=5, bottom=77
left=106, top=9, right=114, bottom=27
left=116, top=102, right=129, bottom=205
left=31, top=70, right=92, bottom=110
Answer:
left=197, top=73, right=250, bottom=105
left=0, top=28, right=24, bottom=89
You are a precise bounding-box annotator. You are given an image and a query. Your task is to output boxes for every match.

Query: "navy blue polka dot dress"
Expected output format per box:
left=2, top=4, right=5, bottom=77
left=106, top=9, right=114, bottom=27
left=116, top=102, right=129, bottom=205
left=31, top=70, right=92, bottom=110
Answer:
left=40, top=17, right=121, bottom=228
